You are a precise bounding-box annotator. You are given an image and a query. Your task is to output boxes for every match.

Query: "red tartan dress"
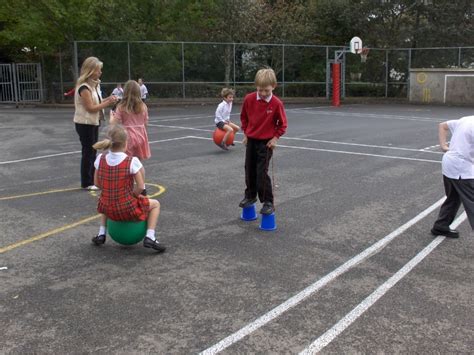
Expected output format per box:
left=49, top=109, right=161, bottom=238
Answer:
left=97, top=154, right=149, bottom=221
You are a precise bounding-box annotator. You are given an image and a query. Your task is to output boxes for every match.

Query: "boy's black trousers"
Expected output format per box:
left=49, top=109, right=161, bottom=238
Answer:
left=244, top=138, right=273, bottom=204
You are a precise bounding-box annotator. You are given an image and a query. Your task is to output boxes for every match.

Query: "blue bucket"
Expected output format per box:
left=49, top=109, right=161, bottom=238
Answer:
left=260, top=213, right=276, bottom=231
left=241, top=204, right=258, bottom=221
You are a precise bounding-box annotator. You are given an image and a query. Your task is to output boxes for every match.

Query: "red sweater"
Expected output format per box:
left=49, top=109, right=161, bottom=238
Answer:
left=240, top=92, right=288, bottom=140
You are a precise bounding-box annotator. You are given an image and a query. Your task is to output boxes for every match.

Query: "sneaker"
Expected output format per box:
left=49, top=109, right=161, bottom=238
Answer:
left=260, top=202, right=275, bottom=215
left=219, top=141, right=229, bottom=151
left=141, top=188, right=147, bottom=196
left=430, top=227, right=459, bottom=238
left=239, top=197, right=257, bottom=208
left=92, top=234, right=106, bottom=245
left=86, top=185, right=99, bottom=191
left=143, top=237, right=166, bottom=252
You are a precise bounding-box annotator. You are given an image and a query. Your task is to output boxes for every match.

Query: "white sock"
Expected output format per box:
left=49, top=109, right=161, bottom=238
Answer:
left=146, top=229, right=156, bottom=241
left=98, top=225, right=106, bottom=236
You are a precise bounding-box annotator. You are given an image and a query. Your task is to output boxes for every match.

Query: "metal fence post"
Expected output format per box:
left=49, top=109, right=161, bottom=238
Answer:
left=181, top=42, right=185, bottom=99
left=385, top=49, right=389, bottom=98
left=233, top=43, right=236, bottom=91
left=127, top=42, right=131, bottom=80
left=326, top=46, right=329, bottom=99
left=73, top=41, right=78, bottom=81
left=59, top=50, right=64, bottom=99
left=282, top=44, right=285, bottom=98
left=458, top=47, right=462, bottom=67
left=407, top=49, right=411, bottom=98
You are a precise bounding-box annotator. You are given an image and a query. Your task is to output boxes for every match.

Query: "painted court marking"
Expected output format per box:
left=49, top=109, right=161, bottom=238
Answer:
left=0, top=184, right=166, bottom=254
left=199, top=197, right=446, bottom=354
left=0, top=187, right=82, bottom=201
left=188, top=136, right=441, bottom=164
left=299, top=212, right=467, bottom=354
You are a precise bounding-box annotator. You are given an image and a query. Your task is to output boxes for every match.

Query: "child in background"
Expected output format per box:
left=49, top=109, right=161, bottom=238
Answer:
left=214, top=88, right=240, bottom=150
left=92, top=125, right=166, bottom=252
left=138, top=78, right=148, bottom=101
left=110, top=80, right=151, bottom=195
left=239, top=68, right=288, bottom=215
left=111, top=83, right=124, bottom=99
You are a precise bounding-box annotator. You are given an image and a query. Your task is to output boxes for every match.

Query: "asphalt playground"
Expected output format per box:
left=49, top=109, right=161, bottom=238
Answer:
left=1, top=102, right=473, bottom=354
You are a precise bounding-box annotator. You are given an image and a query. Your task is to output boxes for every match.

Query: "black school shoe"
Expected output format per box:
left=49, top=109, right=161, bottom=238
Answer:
left=430, top=227, right=460, bottom=238
left=143, top=237, right=166, bottom=252
left=141, top=188, right=147, bottom=196
left=239, top=197, right=257, bottom=208
left=260, top=202, right=275, bottom=215
left=92, top=234, right=106, bottom=245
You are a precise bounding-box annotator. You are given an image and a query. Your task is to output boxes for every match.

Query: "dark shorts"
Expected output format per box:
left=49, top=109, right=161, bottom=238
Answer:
left=216, top=121, right=227, bottom=129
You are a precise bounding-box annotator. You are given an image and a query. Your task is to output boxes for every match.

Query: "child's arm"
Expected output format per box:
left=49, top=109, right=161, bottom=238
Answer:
left=94, top=170, right=101, bottom=189
left=240, top=98, right=249, bottom=145
left=109, top=107, right=122, bottom=125
left=133, top=168, right=146, bottom=196
left=267, top=103, right=288, bottom=149
left=81, top=88, right=117, bottom=113
left=438, top=122, right=450, bottom=152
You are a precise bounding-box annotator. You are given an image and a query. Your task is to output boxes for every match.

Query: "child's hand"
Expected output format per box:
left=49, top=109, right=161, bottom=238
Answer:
left=242, top=136, right=248, bottom=146
left=266, top=137, right=278, bottom=150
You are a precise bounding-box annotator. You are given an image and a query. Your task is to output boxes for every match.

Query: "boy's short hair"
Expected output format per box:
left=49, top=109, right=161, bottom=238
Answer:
left=254, top=68, right=277, bottom=87
left=221, top=87, right=235, bottom=98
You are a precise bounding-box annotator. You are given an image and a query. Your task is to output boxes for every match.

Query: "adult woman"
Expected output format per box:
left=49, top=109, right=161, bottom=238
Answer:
left=74, top=57, right=117, bottom=190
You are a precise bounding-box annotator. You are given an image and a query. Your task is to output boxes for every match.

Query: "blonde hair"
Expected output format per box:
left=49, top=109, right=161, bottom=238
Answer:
left=93, top=125, right=128, bottom=151
left=221, top=88, right=235, bottom=98
left=254, top=68, right=277, bottom=87
left=76, top=57, right=103, bottom=86
left=118, top=80, right=144, bottom=114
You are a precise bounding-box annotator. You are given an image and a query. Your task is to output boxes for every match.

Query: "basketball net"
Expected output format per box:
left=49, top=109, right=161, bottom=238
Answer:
left=358, top=47, right=370, bottom=63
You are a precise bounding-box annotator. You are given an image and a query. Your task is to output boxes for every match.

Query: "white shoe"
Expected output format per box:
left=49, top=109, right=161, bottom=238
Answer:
left=86, top=185, right=99, bottom=191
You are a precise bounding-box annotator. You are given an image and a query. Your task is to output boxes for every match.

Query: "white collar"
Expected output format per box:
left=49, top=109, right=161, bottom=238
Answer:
left=256, top=92, right=272, bottom=103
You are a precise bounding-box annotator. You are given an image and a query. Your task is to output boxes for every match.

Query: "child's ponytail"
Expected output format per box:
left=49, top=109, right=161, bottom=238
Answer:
left=93, top=138, right=113, bottom=151
left=93, top=124, right=128, bottom=151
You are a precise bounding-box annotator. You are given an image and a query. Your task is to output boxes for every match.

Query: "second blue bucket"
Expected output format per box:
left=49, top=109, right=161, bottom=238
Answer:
left=260, top=213, right=277, bottom=231
left=241, top=204, right=258, bottom=221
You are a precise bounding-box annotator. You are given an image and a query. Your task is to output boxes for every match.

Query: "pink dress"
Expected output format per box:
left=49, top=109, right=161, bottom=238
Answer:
left=114, top=105, right=151, bottom=160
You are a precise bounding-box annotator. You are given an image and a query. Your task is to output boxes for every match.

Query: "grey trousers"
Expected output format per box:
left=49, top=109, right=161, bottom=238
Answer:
left=433, top=175, right=474, bottom=230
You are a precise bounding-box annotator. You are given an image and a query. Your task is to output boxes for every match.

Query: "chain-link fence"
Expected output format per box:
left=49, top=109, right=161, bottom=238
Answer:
left=36, top=41, right=474, bottom=103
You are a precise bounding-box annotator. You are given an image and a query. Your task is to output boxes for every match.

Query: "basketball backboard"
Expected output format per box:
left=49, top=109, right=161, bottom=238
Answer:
left=350, top=37, right=362, bottom=54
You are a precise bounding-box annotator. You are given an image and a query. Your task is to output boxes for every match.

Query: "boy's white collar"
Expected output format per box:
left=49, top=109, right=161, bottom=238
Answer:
left=256, top=92, right=272, bottom=102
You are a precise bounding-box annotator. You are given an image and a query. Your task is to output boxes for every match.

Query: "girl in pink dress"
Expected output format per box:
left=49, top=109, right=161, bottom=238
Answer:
left=110, top=80, right=151, bottom=194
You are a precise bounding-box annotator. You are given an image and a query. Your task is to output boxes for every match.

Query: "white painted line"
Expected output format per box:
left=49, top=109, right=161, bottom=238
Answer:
left=0, top=151, right=81, bottom=165
left=280, top=137, right=443, bottom=154
left=148, top=136, right=193, bottom=144
left=276, top=144, right=441, bottom=164
left=199, top=197, right=446, bottom=355
left=190, top=136, right=441, bottom=164
left=299, top=212, right=467, bottom=354
left=0, top=266, right=8, bottom=270
left=153, top=124, right=442, bottom=155
left=0, top=137, right=192, bottom=165
left=290, top=109, right=442, bottom=123
left=148, top=123, right=213, bottom=133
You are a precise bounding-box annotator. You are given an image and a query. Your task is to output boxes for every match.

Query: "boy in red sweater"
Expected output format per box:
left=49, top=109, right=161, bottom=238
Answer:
left=239, top=68, right=288, bottom=215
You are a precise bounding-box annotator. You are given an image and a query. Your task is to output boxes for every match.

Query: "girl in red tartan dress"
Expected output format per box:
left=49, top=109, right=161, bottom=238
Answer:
left=91, top=125, right=165, bottom=252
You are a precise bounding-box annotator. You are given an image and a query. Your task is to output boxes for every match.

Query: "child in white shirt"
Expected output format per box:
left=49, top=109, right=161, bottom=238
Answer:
left=214, top=88, right=240, bottom=150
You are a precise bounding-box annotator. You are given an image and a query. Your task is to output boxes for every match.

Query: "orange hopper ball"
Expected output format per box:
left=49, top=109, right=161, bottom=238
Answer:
left=213, top=128, right=235, bottom=146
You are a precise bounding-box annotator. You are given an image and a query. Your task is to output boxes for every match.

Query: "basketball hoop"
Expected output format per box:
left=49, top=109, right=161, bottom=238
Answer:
left=358, top=47, right=370, bottom=63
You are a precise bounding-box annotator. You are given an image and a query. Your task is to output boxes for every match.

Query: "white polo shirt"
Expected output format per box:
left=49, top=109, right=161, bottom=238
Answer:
left=442, top=116, right=474, bottom=179
left=140, top=84, right=148, bottom=99
left=214, top=100, right=232, bottom=124
left=94, top=152, right=143, bottom=174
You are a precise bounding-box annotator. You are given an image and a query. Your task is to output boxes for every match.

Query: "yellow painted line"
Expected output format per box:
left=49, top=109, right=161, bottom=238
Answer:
left=0, top=187, right=82, bottom=201
left=0, top=184, right=166, bottom=254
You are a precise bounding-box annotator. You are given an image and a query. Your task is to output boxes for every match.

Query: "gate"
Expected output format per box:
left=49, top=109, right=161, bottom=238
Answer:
left=0, top=63, right=43, bottom=103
